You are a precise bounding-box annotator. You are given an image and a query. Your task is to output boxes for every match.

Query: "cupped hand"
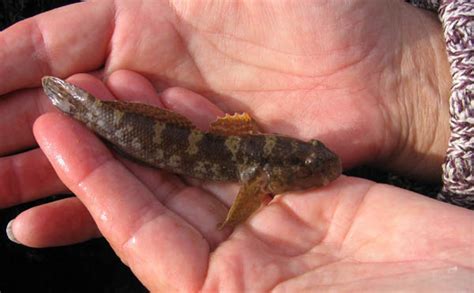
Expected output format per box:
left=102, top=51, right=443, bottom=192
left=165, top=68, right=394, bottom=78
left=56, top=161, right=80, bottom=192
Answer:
left=8, top=73, right=473, bottom=292
left=0, top=1, right=451, bottom=216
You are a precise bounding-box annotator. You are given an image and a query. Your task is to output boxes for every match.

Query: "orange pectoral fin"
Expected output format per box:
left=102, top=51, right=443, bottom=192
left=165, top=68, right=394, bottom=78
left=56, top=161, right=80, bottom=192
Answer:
left=218, top=172, right=268, bottom=229
left=210, top=112, right=260, bottom=136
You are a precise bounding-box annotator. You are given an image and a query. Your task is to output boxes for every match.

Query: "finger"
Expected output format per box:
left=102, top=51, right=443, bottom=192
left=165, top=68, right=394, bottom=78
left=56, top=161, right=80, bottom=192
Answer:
left=0, top=1, right=112, bottom=95
left=106, top=70, right=225, bottom=129
left=161, top=87, right=225, bottom=130
left=0, top=87, right=52, bottom=155
left=0, top=148, right=68, bottom=208
left=0, top=74, right=115, bottom=207
left=34, top=113, right=208, bottom=291
left=7, top=197, right=100, bottom=248
left=119, top=159, right=231, bottom=248
left=105, top=70, right=165, bottom=107
left=0, top=73, right=115, bottom=156
left=197, top=180, right=240, bottom=207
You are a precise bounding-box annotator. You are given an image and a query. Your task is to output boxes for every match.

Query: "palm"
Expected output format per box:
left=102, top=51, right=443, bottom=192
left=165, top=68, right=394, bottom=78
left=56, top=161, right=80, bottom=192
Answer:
left=203, top=179, right=472, bottom=291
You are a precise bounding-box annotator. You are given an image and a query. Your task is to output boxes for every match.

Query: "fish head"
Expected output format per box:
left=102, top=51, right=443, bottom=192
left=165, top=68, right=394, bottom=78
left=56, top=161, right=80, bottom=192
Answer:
left=265, top=138, right=341, bottom=194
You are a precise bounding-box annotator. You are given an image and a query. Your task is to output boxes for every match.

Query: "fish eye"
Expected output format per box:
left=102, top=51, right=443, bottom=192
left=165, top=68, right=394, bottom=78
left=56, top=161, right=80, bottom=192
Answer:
left=310, top=139, right=322, bottom=147
left=305, top=157, right=314, bottom=166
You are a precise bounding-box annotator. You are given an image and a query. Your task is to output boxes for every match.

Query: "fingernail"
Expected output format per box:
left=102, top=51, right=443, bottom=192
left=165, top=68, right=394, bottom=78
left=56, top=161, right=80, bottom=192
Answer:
left=6, top=219, right=20, bottom=244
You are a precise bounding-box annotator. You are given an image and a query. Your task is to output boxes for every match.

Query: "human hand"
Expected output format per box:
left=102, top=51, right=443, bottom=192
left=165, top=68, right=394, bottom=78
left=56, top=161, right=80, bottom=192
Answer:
left=0, top=1, right=450, bottom=216
left=9, top=73, right=473, bottom=291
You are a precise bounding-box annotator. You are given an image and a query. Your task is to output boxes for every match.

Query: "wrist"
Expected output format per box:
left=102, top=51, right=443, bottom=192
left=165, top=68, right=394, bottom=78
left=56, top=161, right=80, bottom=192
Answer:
left=380, top=7, right=452, bottom=182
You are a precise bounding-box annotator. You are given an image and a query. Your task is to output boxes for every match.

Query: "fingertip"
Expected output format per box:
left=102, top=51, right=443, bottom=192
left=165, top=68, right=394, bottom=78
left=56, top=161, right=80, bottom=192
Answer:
left=106, top=70, right=164, bottom=107
left=161, top=87, right=224, bottom=130
left=32, top=112, right=67, bottom=147
left=32, top=112, right=58, bottom=141
left=66, top=73, right=116, bottom=101
left=8, top=198, right=101, bottom=248
left=6, top=219, right=20, bottom=244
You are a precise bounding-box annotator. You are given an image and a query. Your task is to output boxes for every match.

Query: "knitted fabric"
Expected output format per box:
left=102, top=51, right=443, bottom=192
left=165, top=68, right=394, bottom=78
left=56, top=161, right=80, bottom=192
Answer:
left=409, top=0, right=474, bottom=208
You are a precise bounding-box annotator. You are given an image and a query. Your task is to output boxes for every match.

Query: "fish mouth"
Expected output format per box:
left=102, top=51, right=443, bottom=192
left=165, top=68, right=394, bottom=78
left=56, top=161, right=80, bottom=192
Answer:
left=42, top=76, right=77, bottom=113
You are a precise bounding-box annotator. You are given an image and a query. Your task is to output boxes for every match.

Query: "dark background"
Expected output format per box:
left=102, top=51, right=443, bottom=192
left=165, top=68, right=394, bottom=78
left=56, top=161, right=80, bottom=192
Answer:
left=0, top=1, right=440, bottom=292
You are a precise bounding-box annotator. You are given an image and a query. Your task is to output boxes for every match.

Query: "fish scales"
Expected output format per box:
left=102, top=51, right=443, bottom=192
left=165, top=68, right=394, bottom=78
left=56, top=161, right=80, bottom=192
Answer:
left=83, top=101, right=240, bottom=181
left=42, top=76, right=342, bottom=228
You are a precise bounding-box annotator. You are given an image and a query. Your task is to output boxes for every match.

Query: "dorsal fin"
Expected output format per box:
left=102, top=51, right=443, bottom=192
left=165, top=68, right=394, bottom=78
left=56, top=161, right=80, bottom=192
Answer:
left=210, top=113, right=260, bottom=136
left=103, top=100, right=195, bottom=129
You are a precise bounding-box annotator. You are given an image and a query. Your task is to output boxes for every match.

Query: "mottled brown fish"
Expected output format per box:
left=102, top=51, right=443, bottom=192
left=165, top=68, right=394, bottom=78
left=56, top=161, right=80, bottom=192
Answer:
left=42, top=76, right=342, bottom=228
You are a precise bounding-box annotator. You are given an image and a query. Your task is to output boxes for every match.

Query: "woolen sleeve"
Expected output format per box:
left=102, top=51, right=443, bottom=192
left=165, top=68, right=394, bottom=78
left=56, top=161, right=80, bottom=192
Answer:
left=408, top=0, right=473, bottom=208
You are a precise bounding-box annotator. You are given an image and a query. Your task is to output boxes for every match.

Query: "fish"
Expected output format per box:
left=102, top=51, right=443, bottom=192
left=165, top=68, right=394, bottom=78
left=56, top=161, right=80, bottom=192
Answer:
left=42, top=76, right=342, bottom=229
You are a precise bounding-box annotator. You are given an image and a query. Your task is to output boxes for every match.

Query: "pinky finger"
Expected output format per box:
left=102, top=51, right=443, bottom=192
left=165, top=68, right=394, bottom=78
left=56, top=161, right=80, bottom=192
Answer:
left=7, top=197, right=101, bottom=248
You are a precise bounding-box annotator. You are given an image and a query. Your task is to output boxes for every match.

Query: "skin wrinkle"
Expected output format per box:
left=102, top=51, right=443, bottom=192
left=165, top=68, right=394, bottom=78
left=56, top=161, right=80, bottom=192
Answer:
left=373, top=5, right=407, bottom=166
left=268, top=252, right=355, bottom=292
left=104, top=0, right=119, bottom=73
left=117, top=158, right=227, bottom=248
left=378, top=6, right=449, bottom=181
left=143, top=174, right=182, bottom=203
left=415, top=37, right=447, bottom=162
left=176, top=8, right=336, bottom=80
left=321, top=38, right=378, bottom=81
left=396, top=49, right=439, bottom=174
left=377, top=55, right=403, bottom=165
left=119, top=157, right=185, bottom=203
left=10, top=154, right=31, bottom=204
left=201, top=32, right=325, bottom=80
left=189, top=184, right=229, bottom=214
left=336, top=181, right=376, bottom=255
left=31, top=88, right=48, bottom=128
left=340, top=264, right=457, bottom=286
left=227, top=224, right=340, bottom=291
left=169, top=22, right=209, bottom=90
left=275, top=199, right=324, bottom=248
left=0, top=96, right=32, bottom=156
left=2, top=155, right=24, bottom=205
left=162, top=186, right=223, bottom=246
left=161, top=185, right=197, bottom=207
left=248, top=218, right=311, bottom=258
left=189, top=32, right=351, bottom=98
left=205, top=239, right=245, bottom=291
left=119, top=199, right=169, bottom=253
left=31, top=18, right=53, bottom=78
left=384, top=43, right=412, bottom=163
left=197, top=26, right=363, bottom=58
left=227, top=230, right=285, bottom=292
left=272, top=258, right=449, bottom=291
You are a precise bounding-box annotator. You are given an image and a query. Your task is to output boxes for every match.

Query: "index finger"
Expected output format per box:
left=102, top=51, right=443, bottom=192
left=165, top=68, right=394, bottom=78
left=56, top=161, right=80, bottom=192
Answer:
left=34, top=112, right=209, bottom=292
left=0, top=1, right=113, bottom=95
